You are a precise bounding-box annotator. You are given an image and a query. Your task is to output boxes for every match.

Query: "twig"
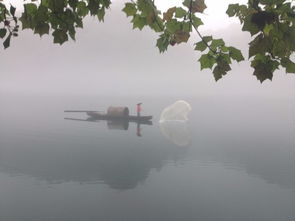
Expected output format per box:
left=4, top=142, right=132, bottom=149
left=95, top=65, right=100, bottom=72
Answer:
left=149, top=0, right=164, bottom=31
left=188, top=0, right=216, bottom=54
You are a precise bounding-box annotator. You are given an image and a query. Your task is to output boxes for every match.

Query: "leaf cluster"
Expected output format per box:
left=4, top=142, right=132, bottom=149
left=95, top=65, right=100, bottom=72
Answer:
left=8, top=0, right=110, bottom=45
left=122, top=0, right=163, bottom=33
left=195, top=37, right=244, bottom=81
left=122, top=0, right=243, bottom=80
left=122, top=0, right=206, bottom=52
left=0, top=3, right=18, bottom=48
left=0, top=0, right=294, bottom=83
left=227, top=0, right=295, bottom=82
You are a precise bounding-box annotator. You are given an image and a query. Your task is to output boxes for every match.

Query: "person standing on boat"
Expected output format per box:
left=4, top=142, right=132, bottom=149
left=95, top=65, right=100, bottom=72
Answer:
left=136, top=103, right=142, bottom=137
left=137, top=103, right=142, bottom=117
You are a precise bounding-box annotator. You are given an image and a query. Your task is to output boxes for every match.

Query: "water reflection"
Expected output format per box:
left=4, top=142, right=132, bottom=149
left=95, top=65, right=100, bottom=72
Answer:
left=0, top=96, right=294, bottom=192
left=158, top=100, right=192, bottom=146
left=159, top=121, right=191, bottom=147
left=1, top=96, right=295, bottom=221
left=0, top=119, right=187, bottom=190
left=64, top=116, right=152, bottom=137
left=64, top=105, right=153, bottom=137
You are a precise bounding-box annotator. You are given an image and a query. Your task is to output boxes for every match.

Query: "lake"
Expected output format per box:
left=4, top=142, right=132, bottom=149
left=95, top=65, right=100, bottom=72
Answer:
left=0, top=94, right=294, bottom=221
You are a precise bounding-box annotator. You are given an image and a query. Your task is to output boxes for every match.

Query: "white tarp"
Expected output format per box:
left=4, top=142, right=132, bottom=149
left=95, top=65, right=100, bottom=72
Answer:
left=159, top=100, right=192, bottom=122
left=159, top=100, right=192, bottom=147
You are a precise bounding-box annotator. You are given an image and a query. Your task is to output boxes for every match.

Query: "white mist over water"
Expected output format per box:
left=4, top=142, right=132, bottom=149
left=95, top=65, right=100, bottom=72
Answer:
left=0, top=2, right=295, bottom=220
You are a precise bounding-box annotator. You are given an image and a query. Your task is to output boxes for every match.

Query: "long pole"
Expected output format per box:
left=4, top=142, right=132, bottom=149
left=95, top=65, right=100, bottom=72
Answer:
left=64, top=110, right=101, bottom=113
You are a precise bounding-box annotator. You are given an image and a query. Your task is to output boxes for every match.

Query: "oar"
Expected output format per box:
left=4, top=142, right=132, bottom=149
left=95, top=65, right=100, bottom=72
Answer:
left=64, top=117, right=99, bottom=122
left=64, top=110, right=102, bottom=113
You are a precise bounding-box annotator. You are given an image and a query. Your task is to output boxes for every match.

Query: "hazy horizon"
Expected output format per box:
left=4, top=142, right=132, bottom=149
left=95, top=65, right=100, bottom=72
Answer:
left=1, top=2, right=295, bottom=220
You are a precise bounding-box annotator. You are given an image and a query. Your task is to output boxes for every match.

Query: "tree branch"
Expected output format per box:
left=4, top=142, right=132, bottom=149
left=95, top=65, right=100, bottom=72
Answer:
left=188, top=0, right=216, bottom=54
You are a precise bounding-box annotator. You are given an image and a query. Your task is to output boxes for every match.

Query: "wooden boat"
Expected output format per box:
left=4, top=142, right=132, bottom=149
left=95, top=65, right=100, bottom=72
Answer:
left=86, top=111, right=152, bottom=121
left=65, top=106, right=152, bottom=122
left=65, top=106, right=152, bottom=136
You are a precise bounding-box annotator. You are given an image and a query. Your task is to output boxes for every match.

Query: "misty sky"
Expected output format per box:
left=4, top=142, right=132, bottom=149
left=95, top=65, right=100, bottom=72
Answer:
left=0, top=0, right=294, bottom=97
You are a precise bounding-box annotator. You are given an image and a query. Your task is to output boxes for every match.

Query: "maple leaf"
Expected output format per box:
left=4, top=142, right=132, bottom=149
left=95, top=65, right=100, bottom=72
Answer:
left=163, top=7, right=176, bottom=21
left=183, top=0, right=207, bottom=13
left=174, top=30, right=190, bottom=43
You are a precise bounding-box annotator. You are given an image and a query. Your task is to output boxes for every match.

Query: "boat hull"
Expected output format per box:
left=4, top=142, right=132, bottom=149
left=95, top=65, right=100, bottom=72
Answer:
left=86, top=112, right=152, bottom=121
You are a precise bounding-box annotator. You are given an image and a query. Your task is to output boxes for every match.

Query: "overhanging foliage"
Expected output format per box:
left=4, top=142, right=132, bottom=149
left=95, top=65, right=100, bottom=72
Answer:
left=0, top=0, right=294, bottom=82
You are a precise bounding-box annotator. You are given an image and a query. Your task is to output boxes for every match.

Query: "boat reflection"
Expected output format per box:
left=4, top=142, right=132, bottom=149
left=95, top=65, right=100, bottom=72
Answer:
left=64, top=105, right=153, bottom=137
left=64, top=116, right=152, bottom=137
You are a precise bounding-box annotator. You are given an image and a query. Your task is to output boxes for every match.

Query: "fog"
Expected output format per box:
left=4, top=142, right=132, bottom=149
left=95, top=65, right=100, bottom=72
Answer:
left=0, top=1, right=294, bottom=97
left=1, top=3, right=295, bottom=220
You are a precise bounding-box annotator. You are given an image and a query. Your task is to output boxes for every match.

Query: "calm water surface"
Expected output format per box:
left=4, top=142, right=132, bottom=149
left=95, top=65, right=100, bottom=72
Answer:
left=0, top=95, right=294, bottom=221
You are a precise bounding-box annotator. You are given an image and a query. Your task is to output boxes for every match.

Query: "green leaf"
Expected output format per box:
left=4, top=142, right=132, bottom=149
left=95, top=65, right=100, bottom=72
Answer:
left=281, top=58, right=295, bottom=73
left=122, top=3, right=137, bottom=17
left=183, top=0, right=207, bottom=13
left=24, top=3, right=38, bottom=16
left=41, top=0, right=49, bottom=7
left=10, top=5, right=16, bottom=17
left=213, top=60, right=231, bottom=81
left=202, top=35, right=212, bottom=43
left=163, top=7, right=175, bottom=21
left=175, top=7, right=187, bottom=18
left=182, top=21, right=192, bottom=32
left=68, top=0, right=78, bottom=9
left=3, top=33, right=12, bottom=49
left=34, top=23, right=49, bottom=36
left=272, top=40, right=288, bottom=57
left=248, top=34, right=271, bottom=58
left=77, top=2, right=89, bottom=17
left=69, top=27, right=76, bottom=40
left=131, top=15, right=146, bottom=30
left=226, top=4, right=239, bottom=17
left=52, top=29, right=68, bottom=45
left=221, top=46, right=229, bottom=52
left=0, top=28, right=6, bottom=38
left=228, top=46, right=244, bottom=62
left=156, top=33, right=170, bottom=53
left=242, top=14, right=260, bottom=36
left=284, top=27, right=295, bottom=51
left=260, top=0, right=283, bottom=4
left=87, top=0, right=100, bottom=15
left=137, top=0, right=152, bottom=16
left=210, top=39, right=225, bottom=50
left=251, top=55, right=279, bottom=82
left=146, top=11, right=156, bottom=25
left=194, top=40, right=207, bottom=52
left=263, top=24, right=273, bottom=36
left=251, top=12, right=276, bottom=30
left=191, top=14, right=203, bottom=27
left=75, top=18, right=83, bottom=28
left=166, top=19, right=181, bottom=33
left=97, top=8, right=105, bottom=21
left=19, top=14, right=31, bottom=30
left=150, top=17, right=164, bottom=32
left=199, top=54, right=216, bottom=70
left=174, top=30, right=190, bottom=43
left=35, top=5, right=49, bottom=22
left=252, top=63, right=273, bottom=82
